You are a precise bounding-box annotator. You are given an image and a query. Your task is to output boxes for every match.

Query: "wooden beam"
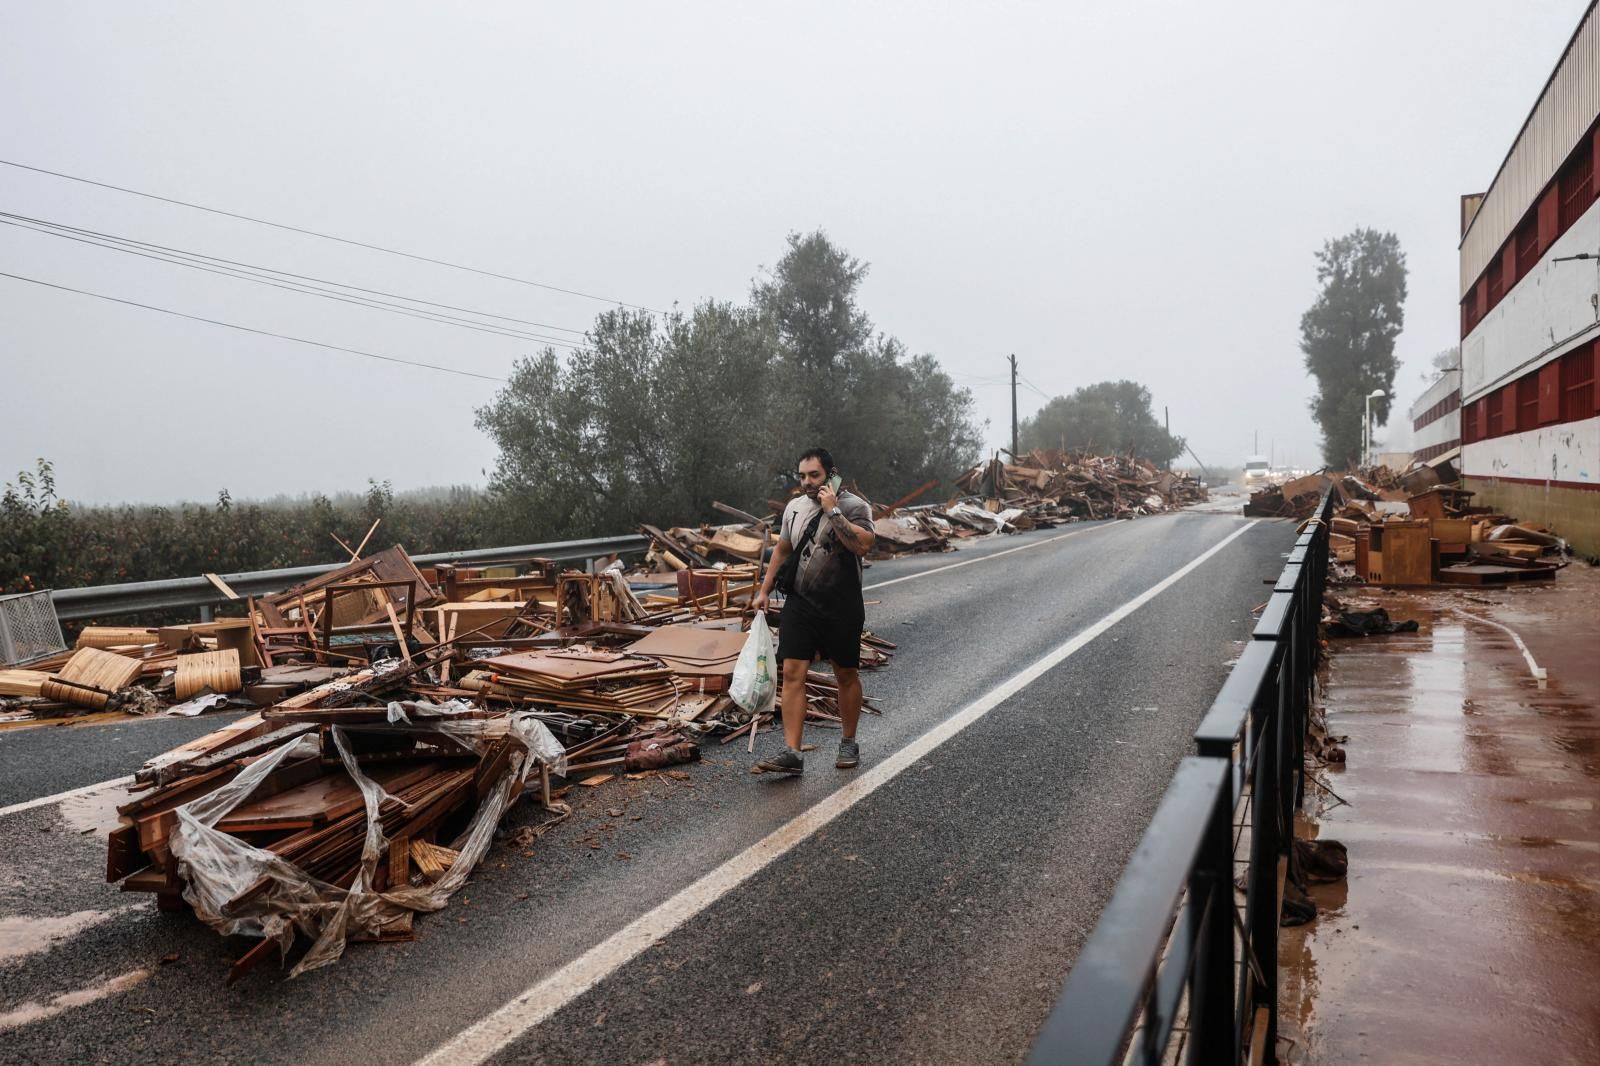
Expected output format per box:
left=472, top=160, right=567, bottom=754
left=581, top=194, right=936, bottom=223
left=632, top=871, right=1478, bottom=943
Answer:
left=203, top=573, right=241, bottom=600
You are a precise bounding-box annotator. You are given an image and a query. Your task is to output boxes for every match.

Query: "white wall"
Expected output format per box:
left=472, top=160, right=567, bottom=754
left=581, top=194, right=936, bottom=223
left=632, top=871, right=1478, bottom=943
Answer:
left=1414, top=410, right=1461, bottom=453
left=1412, top=369, right=1460, bottom=414
left=1409, top=369, right=1461, bottom=453
left=1462, top=415, right=1600, bottom=484
left=1463, top=198, right=1600, bottom=402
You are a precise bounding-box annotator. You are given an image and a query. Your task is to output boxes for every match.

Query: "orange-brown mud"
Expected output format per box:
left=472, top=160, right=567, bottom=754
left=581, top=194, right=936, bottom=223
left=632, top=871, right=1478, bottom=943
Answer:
left=1281, top=564, right=1600, bottom=1064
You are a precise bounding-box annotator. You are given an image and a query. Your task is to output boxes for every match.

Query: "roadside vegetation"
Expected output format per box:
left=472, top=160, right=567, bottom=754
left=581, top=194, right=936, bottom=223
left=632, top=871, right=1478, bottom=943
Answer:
left=3, top=231, right=988, bottom=592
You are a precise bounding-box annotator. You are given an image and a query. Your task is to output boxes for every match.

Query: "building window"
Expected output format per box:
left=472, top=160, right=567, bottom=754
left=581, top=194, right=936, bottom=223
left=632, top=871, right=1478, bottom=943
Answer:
left=1562, top=341, right=1596, bottom=421
left=1515, top=214, right=1540, bottom=280
left=1559, top=140, right=1595, bottom=233
left=1516, top=375, right=1538, bottom=432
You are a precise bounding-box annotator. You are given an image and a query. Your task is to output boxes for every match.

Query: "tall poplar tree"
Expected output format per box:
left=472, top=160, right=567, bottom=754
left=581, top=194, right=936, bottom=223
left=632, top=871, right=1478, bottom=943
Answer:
left=1299, top=229, right=1408, bottom=467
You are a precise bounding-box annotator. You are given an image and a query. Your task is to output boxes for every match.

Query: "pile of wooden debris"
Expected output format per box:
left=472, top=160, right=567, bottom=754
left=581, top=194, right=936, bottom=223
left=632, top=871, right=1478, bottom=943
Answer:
left=8, top=536, right=898, bottom=982
left=1259, top=467, right=1568, bottom=587
left=955, top=449, right=1207, bottom=523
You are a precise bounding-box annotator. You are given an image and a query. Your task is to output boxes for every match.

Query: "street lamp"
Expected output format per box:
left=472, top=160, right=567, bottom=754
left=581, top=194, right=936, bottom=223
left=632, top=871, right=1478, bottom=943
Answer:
left=1363, top=388, right=1387, bottom=468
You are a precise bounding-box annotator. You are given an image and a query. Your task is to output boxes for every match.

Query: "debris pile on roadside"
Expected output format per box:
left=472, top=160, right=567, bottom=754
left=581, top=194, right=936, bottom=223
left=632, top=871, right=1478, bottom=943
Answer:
left=65, top=535, right=895, bottom=981
left=107, top=672, right=567, bottom=984
left=954, top=450, right=1207, bottom=524
left=1270, top=466, right=1570, bottom=589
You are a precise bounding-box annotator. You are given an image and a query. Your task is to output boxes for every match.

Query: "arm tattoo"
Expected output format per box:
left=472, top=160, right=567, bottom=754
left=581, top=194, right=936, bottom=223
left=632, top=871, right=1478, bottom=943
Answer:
left=829, top=511, right=868, bottom=552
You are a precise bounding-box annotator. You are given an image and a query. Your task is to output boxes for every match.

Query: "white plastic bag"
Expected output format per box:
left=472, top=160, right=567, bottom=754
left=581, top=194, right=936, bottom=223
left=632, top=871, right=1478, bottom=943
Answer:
left=730, top=613, right=776, bottom=715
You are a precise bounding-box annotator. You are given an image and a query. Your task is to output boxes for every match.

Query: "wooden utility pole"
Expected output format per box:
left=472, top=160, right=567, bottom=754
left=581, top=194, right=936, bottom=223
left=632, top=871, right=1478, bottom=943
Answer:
left=1009, top=353, right=1019, bottom=458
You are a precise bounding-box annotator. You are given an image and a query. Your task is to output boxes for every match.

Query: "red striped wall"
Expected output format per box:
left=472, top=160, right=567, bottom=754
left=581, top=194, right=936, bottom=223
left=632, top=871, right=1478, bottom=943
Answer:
left=1461, top=119, right=1600, bottom=337
left=1460, top=338, right=1599, bottom=445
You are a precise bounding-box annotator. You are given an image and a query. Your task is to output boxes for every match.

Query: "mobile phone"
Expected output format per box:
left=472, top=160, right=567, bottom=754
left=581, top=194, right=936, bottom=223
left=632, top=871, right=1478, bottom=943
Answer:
left=826, top=474, right=842, bottom=494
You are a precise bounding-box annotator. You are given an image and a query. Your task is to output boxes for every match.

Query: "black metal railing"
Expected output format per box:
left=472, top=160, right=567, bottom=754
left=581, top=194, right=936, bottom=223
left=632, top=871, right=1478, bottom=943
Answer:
left=1028, top=493, right=1334, bottom=1066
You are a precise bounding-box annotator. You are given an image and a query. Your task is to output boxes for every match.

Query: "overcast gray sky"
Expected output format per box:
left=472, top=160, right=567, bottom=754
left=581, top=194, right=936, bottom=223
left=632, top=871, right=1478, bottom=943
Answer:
left=1, top=1, right=1589, bottom=504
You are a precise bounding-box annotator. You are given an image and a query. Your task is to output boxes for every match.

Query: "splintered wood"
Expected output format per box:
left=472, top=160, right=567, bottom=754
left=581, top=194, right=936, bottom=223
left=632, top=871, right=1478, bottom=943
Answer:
left=410, top=839, right=459, bottom=881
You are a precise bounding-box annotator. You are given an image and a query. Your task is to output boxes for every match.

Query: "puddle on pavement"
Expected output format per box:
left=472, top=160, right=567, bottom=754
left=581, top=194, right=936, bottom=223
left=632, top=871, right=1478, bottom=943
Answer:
left=1284, top=577, right=1600, bottom=1063
left=1507, top=794, right=1597, bottom=812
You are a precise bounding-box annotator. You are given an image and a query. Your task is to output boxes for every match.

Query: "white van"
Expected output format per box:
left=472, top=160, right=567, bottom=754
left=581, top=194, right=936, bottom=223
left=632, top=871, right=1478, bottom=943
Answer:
left=1242, top=456, right=1271, bottom=483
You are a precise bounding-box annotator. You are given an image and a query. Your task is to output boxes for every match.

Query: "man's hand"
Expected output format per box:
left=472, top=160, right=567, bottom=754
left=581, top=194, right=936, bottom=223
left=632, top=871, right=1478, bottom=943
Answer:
left=752, top=589, right=769, bottom=612
left=818, top=483, right=839, bottom=513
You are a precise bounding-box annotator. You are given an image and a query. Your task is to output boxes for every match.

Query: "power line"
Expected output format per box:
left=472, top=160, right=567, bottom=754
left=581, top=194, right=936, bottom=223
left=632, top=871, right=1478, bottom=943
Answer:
left=0, top=157, right=662, bottom=313
left=1017, top=373, right=1053, bottom=400
left=0, top=269, right=509, bottom=383
left=0, top=209, right=589, bottom=335
left=0, top=215, right=589, bottom=350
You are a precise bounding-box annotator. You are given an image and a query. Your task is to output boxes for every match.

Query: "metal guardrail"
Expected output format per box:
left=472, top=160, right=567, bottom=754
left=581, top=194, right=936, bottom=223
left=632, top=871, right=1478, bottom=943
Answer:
left=48, top=534, right=649, bottom=622
left=1028, top=492, right=1334, bottom=1066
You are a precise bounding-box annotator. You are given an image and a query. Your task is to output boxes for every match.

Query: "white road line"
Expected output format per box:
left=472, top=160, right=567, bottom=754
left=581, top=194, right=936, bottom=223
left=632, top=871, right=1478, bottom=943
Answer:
left=863, top=521, right=1115, bottom=591
left=0, top=775, right=134, bottom=820
left=0, top=904, right=148, bottom=965
left=0, top=709, right=261, bottom=818
left=1454, top=608, right=1548, bottom=680
left=0, top=968, right=150, bottom=1032
left=415, top=519, right=1260, bottom=1066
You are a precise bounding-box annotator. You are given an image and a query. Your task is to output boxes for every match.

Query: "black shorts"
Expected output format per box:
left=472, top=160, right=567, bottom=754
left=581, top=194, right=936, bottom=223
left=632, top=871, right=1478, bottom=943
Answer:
left=776, top=596, right=863, bottom=669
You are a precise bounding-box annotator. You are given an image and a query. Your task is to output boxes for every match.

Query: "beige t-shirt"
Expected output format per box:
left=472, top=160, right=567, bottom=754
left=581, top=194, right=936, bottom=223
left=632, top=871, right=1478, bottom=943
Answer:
left=780, top=491, right=873, bottom=617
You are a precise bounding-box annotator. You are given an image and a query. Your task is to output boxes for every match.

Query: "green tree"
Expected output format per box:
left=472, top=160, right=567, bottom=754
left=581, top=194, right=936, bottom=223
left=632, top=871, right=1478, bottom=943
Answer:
left=478, top=231, right=984, bottom=525
left=1300, top=229, right=1408, bottom=468
left=1018, top=380, right=1184, bottom=466
left=476, top=302, right=780, bottom=538
left=753, top=231, right=871, bottom=375
left=0, top=459, right=70, bottom=594
left=1422, top=345, right=1459, bottom=384
left=754, top=230, right=983, bottom=498
left=820, top=339, right=985, bottom=497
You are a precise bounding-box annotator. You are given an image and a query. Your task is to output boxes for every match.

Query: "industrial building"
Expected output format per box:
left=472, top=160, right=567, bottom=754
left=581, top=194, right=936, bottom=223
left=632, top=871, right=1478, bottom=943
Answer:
left=1408, top=368, right=1462, bottom=465
left=1457, top=0, right=1600, bottom=557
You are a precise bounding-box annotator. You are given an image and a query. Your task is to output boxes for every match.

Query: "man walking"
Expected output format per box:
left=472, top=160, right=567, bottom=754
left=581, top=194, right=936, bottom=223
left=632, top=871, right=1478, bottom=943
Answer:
left=751, top=447, right=876, bottom=775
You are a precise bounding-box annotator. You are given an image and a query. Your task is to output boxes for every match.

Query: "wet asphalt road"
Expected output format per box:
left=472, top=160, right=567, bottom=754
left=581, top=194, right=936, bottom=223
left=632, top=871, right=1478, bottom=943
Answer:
left=0, top=512, right=1294, bottom=1066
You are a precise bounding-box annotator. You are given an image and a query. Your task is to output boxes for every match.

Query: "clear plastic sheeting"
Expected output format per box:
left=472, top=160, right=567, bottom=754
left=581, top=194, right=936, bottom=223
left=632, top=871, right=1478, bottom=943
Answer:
left=515, top=714, right=569, bottom=778
left=166, top=692, right=229, bottom=717
left=944, top=502, right=1015, bottom=534
left=385, top=697, right=478, bottom=725
left=167, top=711, right=568, bottom=977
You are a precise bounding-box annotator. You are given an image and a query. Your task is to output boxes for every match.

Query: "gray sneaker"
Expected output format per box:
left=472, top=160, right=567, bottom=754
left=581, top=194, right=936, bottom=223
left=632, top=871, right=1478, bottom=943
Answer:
left=753, top=748, right=804, bottom=775
left=835, top=737, right=860, bottom=769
